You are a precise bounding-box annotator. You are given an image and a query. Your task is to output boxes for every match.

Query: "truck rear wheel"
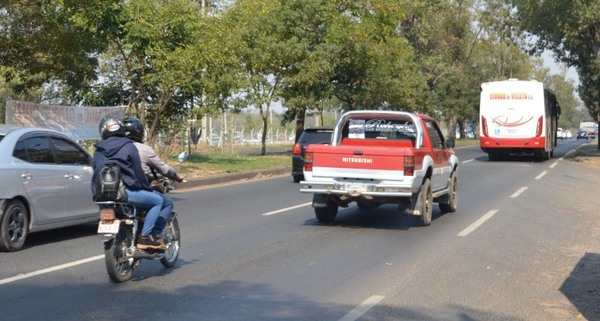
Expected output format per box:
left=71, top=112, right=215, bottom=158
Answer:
left=439, top=171, right=458, bottom=213
left=314, top=198, right=338, bottom=222
left=420, top=178, right=433, bottom=226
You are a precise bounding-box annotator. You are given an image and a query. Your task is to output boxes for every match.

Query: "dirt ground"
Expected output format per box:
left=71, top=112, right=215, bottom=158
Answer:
left=562, top=141, right=600, bottom=321
left=564, top=141, right=600, bottom=168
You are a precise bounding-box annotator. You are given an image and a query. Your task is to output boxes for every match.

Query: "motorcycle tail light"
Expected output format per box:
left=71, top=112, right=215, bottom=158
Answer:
left=99, top=208, right=116, bottom=220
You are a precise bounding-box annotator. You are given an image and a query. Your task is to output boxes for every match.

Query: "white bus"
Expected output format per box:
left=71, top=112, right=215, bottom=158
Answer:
left=479, top=79, right=560, bottom=161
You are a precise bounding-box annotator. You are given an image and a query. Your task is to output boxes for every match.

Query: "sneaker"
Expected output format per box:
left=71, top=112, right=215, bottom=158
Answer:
left=137, top=234, right=166, bottom=250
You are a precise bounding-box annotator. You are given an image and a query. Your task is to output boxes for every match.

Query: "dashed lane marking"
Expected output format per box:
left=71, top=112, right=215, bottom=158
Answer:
left=510, top=186, right=528, bottom=198
left=338, top=295, right=385, bottom=321
left=0, top=255, right=104, bottom=286
left=535, top=170, right=547, bottom=180
left=458, top=210, right=499, bottom=237
left=262, top=202, right=312, bottom=216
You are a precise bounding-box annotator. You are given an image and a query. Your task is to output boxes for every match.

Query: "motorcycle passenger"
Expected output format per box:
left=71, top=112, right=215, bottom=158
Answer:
left=92, top=115, right=166, bottom=250
left=122, top=116, right=184, bottom=235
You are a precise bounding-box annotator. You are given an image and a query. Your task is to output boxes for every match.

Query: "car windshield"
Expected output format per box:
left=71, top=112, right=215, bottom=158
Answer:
left=300, top=131, right=332, bottom=144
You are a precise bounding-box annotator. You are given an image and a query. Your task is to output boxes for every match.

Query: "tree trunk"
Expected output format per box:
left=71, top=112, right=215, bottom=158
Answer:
left=294, top=107, right=306, bottom=143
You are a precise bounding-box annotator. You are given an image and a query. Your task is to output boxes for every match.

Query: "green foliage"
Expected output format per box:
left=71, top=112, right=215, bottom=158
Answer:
left=513, top=0, right=599, bottom=119
left=0, top=0, right=584, bottom=145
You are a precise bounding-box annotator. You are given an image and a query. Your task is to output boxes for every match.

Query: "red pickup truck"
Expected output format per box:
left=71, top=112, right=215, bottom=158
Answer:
left=300, top=110, right=459, bottom=226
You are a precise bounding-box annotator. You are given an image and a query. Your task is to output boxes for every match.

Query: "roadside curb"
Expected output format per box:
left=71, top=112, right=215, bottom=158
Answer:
left=174, top=166, right=291, bottom=190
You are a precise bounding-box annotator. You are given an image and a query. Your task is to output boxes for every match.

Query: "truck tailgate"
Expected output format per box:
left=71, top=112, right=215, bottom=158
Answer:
left=308, top=144, right=408, bottom=180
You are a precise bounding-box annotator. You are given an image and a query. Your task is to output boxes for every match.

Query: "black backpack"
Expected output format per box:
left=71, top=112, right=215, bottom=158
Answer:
left=95, top=163, right=128, bottom=202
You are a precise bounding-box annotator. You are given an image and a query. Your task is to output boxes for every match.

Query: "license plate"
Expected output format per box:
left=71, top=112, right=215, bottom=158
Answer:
left=97, top=219, right=120, bottom=234
left=346, top=185, right=365, bottom=195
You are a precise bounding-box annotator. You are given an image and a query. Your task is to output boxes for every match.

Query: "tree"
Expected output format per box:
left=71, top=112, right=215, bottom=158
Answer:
left=0, top=0, right=121, bottom=95
left=512, top=0, right=600, bottom=148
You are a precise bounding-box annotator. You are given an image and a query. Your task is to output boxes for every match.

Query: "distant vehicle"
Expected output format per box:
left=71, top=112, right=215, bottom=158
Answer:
left=291, top=127, right=333, bottom=183
left=579, top=121, right=598, bottom=139
left=557, top=128, right=565, bottom=140
left=479, top=79, right=560, bottom=161
left=0, top=125, right=97, bottom=251
left=577, top=130, right=589, bottom=140
left=565, top=130, right=572, bottom=139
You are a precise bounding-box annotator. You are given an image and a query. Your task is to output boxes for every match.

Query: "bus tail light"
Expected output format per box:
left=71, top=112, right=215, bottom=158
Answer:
left=481, top=116, right=488, bottom=137
left=404, top=155, right=415, bottom=176
left=304, top=152, right=313, bottom=172
left=536, top=116, right=543, bottom=137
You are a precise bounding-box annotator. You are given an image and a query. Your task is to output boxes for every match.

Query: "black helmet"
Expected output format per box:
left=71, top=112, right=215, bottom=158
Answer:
left=98, top=115, right=125, bottom=140
left=123, top=116, right=145, bottom=142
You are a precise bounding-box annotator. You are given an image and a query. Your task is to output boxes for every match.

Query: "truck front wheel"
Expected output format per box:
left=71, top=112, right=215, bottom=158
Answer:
left=439, top=171, right=458, bottom=213
left=419, top=178, right=433, bottom=226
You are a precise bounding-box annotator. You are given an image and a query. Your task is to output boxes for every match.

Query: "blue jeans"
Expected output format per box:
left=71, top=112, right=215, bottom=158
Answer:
left=126, top=189, right=163, bottom=235
left=152, top=194, right=174, bottom=235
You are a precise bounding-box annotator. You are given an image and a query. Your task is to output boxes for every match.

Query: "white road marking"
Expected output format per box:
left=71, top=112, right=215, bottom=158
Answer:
left=0, top=255, right=104, bottom=286
left=510, top=186, right=528, bottom=198
left=338, top=295, right=385, bottom=321
left=458, top=210, right=499, bottom=237
left=462, top=159, right=474, bottom=164
left=262, top=202, right=312, bottom=216
left=550, top=162, right=558, bottom=168
left=535, top=170, right=547, bottom=180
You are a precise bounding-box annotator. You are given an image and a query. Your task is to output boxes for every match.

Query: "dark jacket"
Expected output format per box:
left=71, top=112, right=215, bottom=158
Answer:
left=91, top=136, right=152, bottom=197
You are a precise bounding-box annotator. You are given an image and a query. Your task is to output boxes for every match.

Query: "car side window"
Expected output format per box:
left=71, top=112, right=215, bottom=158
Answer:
left=13, top=136, right=55, bottom=164
left=49, top=137, right=90, bottom=165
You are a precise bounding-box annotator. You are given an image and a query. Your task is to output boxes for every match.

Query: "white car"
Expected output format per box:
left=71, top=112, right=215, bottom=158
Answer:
left=0, top=125, right=97, bottom=251
left=565, top=130, right=572, bottom=139
left=557, top=128, right=566, bottom=140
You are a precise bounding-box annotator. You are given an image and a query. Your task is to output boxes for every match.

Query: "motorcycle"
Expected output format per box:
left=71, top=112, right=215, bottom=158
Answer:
left=96, top=152, right=186, bottom=283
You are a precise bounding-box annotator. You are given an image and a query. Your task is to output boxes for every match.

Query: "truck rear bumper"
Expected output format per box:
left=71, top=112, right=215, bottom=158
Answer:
left=299, top=180, right=416, bottom=197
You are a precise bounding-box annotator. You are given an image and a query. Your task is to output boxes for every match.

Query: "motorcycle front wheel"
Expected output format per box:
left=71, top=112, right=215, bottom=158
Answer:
left=104, top=226, right=136, bottom=283
left=160, top=215, right=180, bottom=268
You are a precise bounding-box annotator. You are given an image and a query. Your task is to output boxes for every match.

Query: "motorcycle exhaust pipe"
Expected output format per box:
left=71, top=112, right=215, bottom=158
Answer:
left=132, top=250, right=164, bottom=260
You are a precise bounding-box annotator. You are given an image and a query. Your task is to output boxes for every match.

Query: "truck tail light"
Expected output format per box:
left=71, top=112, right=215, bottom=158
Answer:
left=292, top=143, right=301, bottom=155
left=536, top=116, right=543, bottom=137
left=404, top=155, right=415, bottom=176
left=304, top=152, right=313, bottom=172
left=481, top=116, right=488, bottom=137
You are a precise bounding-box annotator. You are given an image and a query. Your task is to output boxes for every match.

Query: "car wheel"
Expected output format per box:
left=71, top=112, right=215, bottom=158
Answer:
left=439, top=172, right=458, bottom=213
left=293, top=174, right=303, bottom=183
left=419, top=179, right=433, bottom=226
left=0, top=200, right=29, bottom=252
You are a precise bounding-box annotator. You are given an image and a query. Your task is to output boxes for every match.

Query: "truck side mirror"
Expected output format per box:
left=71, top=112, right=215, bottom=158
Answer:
left=445, top=139, right=455, bottom=149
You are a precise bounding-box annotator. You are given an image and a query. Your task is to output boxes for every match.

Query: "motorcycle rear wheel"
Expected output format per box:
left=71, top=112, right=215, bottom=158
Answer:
left=104, top=226, right=135, bottom=283
left=160, top=215, right=180, bottom=268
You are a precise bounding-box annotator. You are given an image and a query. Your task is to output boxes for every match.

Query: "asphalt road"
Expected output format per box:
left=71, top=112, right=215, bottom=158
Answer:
left=1, top=139, right=599, bottom=321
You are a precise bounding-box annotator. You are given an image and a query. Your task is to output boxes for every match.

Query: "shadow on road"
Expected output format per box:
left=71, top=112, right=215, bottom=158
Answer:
left=560, top=252, right=600, bottom=321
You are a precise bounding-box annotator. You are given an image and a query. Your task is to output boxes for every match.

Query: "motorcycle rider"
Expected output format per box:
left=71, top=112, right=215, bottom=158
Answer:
left=122, top=116, right=184, bottom=236
left=92, top=115, right=166, bottom=250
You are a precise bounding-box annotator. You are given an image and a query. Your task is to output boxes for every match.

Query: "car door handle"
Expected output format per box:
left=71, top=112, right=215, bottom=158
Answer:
left=64, top=173, right=75, bottom=180
left=21, top=173, right=32, bottom=180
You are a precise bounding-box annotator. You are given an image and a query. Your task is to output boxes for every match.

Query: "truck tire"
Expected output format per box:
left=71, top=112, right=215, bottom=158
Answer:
left=314, top=199, right=338, bottom=222
left=419, top=178, right=433, bottom=226
left=439, top=171, right=458, bottom=213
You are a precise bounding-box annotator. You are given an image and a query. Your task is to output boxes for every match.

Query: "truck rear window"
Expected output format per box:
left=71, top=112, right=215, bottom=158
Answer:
left=342, top=118, right=416, bottom=141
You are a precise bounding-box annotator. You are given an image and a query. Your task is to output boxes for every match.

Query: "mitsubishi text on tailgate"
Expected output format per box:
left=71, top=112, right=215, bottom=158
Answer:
left=300, top=110, right=459, bottom=226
